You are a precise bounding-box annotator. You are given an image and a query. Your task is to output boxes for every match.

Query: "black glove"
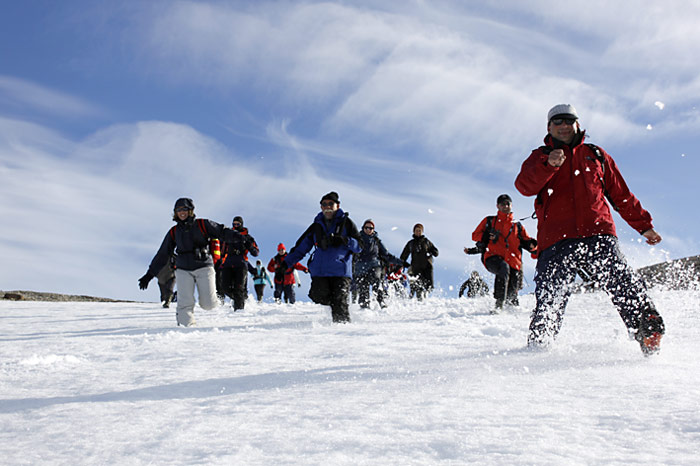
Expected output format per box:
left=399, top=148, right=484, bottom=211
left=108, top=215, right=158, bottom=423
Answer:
left=138, top=272, right=154, bottom=290
left=522, top=238, right=538, bottom=252
left=329, top=234, right=348, bottom=247
left=465, top=247, right=480, bottom=255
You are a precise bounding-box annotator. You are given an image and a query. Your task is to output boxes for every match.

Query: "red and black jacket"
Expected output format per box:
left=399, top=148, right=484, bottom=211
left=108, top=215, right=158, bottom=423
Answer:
left=515, top=132, right=653, bottom=253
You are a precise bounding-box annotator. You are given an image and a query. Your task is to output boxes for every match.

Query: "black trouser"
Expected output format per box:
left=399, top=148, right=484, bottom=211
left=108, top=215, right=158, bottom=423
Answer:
left=220, top=266, right=248, bottom=310
left=158, top=277, right=175, bottom=303
left=157, top=264, right=176, bottom=303
left=309, top=276, right=352, bottom=322
left=356, top=266, right=387, bottom=309
left=530, top=235, right=663, bottom=346
left=254, top=284, right=266, bottom=302
left=409, top=266, right=434, bottom=300
left=484, top=256, right=522, bottom=307
left=274, top=282, right=296, bottom=303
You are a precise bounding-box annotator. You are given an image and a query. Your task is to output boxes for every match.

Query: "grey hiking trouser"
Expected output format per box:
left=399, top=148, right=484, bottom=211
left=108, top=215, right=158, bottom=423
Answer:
left=175, top=266, right=218, bottom=326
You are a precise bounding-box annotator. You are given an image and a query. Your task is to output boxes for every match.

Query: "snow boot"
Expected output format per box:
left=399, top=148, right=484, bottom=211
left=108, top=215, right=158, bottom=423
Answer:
left=635, top=309, right=665, bottom=356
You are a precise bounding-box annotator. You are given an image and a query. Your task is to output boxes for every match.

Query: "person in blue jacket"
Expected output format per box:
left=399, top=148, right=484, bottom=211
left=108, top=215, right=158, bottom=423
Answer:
left=280, top=192, right=361, bottom=323
left=250, top=260, right=273, bottom=302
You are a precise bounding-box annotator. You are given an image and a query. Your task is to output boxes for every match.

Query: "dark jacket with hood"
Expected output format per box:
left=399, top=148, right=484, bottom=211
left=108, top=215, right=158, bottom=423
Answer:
left=221, top=226, right=259, bottom=269
left=284, top=209, right=361, bottom=278
left=355, top=230, right=402, bottom=276
left=147, top=216, right=225, bottom=275
left=400, top=234, right=438, bottom=272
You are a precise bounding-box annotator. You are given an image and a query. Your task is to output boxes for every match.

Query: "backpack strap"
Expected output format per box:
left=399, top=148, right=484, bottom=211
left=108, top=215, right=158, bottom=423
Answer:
left=169, top=226, right=177, bottom=241
left=585, top=143, right=618, bottom=211
left=196, top=218, right=208, bottom=239
left=481, top=216, right=495, bottom=246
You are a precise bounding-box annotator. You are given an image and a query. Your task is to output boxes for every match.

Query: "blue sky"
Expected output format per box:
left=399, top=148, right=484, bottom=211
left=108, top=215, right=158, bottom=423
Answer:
left=1, top=0, right=699, bottom=301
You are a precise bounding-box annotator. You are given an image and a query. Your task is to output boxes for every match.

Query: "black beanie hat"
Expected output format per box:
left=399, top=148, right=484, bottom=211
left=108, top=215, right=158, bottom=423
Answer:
left=174, top=197, right=195, bottom=211
left=497, top=194, right=512, bottom=204
left=320, top=191, right=340, bottom=204
left=232, top=216, right=244, bottom=226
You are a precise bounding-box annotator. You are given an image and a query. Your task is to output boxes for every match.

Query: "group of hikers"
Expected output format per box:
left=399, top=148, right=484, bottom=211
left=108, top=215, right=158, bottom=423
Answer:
left=139, top=191, right=438, bottom=325
left=139, top=104, right=666, bottom=355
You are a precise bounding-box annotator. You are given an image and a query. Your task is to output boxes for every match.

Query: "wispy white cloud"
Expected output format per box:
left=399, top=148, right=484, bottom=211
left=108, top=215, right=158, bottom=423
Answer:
left=125, top=0, right=700, bottom=171
left=0, top=113, right=517, bottom=300
left=0, top=75, right=103, bottom=118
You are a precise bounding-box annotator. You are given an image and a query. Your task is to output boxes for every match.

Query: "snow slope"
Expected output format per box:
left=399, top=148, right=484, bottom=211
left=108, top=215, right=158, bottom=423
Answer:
left=1, top=290, right=698, bottom=465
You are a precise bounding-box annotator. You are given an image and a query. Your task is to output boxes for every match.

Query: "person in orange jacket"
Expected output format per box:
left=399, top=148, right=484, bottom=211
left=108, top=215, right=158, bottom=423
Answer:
left=467, top=194, right=537, bottom=311
left=268, top=243, right=308, bottom=304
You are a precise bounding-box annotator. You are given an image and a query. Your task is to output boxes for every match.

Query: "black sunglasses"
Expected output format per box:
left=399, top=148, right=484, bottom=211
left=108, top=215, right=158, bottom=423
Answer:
left=321, top=201, right=336, bottom=207
left=550, top=117, right=577, bottom=126
left=363, top=226, right=374, bottom=231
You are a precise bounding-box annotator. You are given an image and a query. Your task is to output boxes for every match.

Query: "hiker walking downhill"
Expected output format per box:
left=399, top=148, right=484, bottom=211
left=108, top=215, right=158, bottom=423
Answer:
left=400, top=224, right=439, bottom=301
left=219, top=216, right=259, bottom=311
left=139, top=198, right=226, bottom=327
left=250, top=260, right=273, bottom=302
left=458, top=271, right=489, bottom=299
left=466, top=194, right=537, bottom=311
left=515, top=104, right=665, bottom=354
left=268, top=243, right=308, bottom=304
left=354, top=219, right=403, bottom=309
left=281, top=192, right=361, bottom=323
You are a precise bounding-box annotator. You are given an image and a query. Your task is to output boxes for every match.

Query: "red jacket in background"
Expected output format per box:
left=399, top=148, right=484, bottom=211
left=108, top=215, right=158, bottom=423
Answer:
left=268, top=253, right=308, bottom=285
left=472, top=211, right=534, bottom=271
left=515, top=133, right=653, bottom=253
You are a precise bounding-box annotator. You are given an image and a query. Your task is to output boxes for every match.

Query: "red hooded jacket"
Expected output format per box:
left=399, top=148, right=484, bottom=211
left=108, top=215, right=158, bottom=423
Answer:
left=515, top=133, right=653, bottom=253
left=472, top=211, right=534, bottom=271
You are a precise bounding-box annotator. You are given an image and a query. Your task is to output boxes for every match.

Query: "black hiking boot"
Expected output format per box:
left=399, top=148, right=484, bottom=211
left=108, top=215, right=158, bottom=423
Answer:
left=635, top=310, right=665, bottom=356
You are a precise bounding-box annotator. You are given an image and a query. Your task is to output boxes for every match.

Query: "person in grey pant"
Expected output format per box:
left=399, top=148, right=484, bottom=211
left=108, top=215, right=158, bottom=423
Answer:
left=139, top=198, right=226, bottom=327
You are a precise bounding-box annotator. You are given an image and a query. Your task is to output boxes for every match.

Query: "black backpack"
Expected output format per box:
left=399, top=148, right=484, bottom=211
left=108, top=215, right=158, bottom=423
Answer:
left=471, top=216, right=533, bottom=261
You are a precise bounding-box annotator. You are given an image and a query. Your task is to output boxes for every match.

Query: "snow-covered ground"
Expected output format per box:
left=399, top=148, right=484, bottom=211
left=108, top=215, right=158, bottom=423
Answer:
left=1, top=289, right=699, bottom=465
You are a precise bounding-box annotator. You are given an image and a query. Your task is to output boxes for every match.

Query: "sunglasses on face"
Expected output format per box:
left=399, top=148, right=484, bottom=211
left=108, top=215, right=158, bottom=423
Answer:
left=550, top=118, right=577, bottom=126
left=363, top=226, right=374, bottom=231
left=175, top=207, right=190, bottom=213
left=232, top=222, right=241, bottom=227
left=321, top=201, right=336, bottom=208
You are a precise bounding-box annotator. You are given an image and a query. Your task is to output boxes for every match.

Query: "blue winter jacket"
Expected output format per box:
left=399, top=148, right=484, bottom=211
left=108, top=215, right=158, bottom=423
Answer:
left=284, top=209, right=361, bottom=278
left=251, top=265, right=273, bottom=287
left=355, top=230, right=403, bottom=276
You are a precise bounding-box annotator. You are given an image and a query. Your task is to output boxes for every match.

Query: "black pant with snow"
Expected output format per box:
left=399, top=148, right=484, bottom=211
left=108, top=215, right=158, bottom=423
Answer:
left=254, top=284, right=266, bottom=302
left=409, top=265, right=434, bottom=301
left=274, top=283, right=296, bottom=304
left=309, top=276, right=352, bottom=323
left=484, top=256, right=522, bottom=308
left=220, top=266, right=248, bottom=310
left=529, top=235, right=664, bottom=347
left=356, top=266, right=387, bottom=309
left=157, top=263, right=176, bottom=304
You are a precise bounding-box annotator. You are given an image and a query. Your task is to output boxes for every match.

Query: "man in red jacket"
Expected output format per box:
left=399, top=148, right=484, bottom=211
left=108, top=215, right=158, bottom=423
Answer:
left=468, top=194, right=537, bottom=312
left=515, top=104, right=665, bottom=355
